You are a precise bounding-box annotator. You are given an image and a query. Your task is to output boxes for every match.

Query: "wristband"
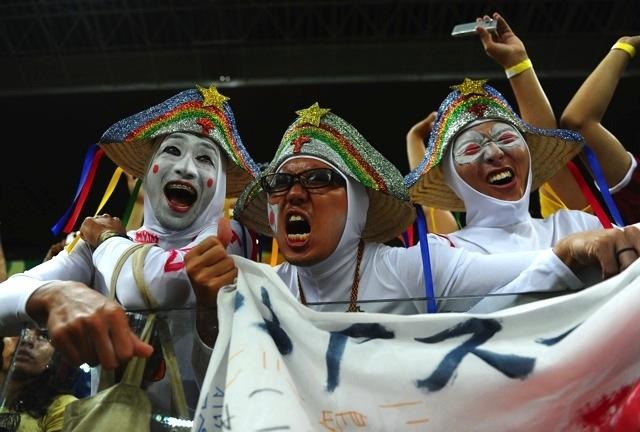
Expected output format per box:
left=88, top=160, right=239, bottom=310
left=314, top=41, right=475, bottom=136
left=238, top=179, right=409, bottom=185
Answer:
left=96, top=230, right=131, bottom=249
left=611, top=41, right=636, bottom=58
left=505, top=58, right=533, bottom=79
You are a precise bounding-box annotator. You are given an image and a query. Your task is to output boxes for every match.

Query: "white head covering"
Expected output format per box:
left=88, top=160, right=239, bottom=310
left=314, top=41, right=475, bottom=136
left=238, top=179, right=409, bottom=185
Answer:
left=270, top=155, right=369, bottom=303
left=134, top=142, right=227, bottom=250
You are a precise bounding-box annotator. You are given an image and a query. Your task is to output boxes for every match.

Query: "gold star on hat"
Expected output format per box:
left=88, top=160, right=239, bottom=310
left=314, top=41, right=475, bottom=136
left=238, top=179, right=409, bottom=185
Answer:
left=197, top=84, right=230, bottom=108
left=295, top=102, right=331, bottom=126
left=450, top=78, right=488, bottom=96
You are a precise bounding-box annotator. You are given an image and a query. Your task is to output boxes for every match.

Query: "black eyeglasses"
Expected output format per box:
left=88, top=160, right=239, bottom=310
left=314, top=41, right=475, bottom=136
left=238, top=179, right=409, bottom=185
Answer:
left=260, top=168, right=346, bottom=195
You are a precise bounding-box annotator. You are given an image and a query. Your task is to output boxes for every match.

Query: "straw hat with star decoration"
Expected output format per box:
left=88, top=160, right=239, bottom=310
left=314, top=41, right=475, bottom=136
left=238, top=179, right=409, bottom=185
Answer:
left=234, top=102, right=415, bottom=243
left=98, top=84, right=259, bottom=197
left=404, top=78, right=584, bottom=211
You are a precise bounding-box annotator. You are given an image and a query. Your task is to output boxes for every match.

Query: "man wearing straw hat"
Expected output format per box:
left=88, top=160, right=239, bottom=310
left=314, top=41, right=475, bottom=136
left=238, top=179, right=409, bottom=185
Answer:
left=186, top=103, right=640, bottom=345
left=0, top=85, right=258, bottom=379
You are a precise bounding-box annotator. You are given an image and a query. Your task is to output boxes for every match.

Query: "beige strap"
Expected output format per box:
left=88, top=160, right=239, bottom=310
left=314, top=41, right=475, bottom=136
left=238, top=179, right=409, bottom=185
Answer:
left=131, top=244, right=157, bottom=309
left=130, top=244, right=189, bottom=418
left=121, top=313, right=157, bottom=387
left=103, top=242, right=189, bottom=417
left=157, top=318, right=189, bottom=418
left=109, top=243, right=146, bottom=300
left=100, top=243, right=147, bottom=390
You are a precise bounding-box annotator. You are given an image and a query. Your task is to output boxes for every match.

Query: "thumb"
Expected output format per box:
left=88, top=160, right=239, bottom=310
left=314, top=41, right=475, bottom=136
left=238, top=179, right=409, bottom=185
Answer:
left=217, top=217, right=233, bottom=248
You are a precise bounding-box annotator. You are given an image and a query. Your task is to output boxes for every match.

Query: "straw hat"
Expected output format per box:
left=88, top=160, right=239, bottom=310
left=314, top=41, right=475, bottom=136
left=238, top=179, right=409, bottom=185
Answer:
left=404, top=78, right=585, bottom=212
left=98, top=85, right=259, bottom=197
left=234, top=103, right=416, bottom=243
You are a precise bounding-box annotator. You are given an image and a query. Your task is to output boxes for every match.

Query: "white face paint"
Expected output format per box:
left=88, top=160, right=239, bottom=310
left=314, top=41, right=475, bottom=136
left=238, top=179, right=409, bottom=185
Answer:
left=267, top=202, right=280, bottom=235
left=144, top=132, right=220, bottom=231
left=452, top=122, right=526, bottom=166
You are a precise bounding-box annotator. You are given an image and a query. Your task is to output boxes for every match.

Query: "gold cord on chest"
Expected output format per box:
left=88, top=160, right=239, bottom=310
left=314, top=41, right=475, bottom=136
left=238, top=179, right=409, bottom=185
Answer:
left=297, top=239, right=364, bottom=312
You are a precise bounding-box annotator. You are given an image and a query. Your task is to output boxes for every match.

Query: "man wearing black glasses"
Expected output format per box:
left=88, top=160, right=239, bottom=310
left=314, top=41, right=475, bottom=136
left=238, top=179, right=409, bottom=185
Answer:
left=186, top=103, right=640, bottom=335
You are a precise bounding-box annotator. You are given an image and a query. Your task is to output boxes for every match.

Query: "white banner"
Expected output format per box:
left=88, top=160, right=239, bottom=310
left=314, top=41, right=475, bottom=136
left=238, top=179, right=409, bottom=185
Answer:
left=193, top=257, right=640, bottom=432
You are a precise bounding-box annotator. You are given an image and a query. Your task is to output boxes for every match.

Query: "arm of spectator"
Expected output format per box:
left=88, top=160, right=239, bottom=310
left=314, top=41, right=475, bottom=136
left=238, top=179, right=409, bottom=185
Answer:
left=476, top=11, right=586, bottom=211
left=560, top=35, right=640, bottom=187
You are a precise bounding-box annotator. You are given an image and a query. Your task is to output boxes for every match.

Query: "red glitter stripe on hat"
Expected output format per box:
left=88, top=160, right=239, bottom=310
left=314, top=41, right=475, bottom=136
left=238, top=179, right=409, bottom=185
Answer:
left=284, top=122, right=388, bottom=192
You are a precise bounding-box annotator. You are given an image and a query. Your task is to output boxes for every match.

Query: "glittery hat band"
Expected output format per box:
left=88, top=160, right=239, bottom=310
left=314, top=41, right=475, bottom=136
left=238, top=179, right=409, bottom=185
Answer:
left=276, top=122, right=391, bottom=194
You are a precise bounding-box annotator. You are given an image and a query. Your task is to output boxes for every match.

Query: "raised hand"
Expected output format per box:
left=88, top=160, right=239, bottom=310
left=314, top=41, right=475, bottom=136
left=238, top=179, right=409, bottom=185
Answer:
left=79, top=214, right=127, bottom=249
left=475, top=12, right=527, bottom=70
left=406, top=111, right=437, bottom=170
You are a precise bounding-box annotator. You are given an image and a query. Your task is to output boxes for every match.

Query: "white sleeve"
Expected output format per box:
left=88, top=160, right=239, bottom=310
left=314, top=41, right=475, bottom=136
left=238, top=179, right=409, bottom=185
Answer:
left=0, top=242, right=95, bottom=335
left=92, top=237, right=195, bottom=310
left=396, top=237, right=583, bottom=312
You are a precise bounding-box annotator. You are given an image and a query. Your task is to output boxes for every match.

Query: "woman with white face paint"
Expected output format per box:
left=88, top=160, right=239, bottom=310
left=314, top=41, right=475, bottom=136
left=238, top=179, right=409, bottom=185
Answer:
left=405, top=79, right=640, bottom=312
left=0, top=85, right=259, bottom=418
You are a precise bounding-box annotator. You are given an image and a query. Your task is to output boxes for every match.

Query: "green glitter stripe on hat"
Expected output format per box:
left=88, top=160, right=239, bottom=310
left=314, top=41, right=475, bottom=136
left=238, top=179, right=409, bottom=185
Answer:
left=282, top=123, right=388, bottom=192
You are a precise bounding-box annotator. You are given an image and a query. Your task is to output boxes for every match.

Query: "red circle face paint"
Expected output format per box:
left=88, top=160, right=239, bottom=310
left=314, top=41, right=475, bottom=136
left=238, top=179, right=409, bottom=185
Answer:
left=207, top=178, right=214, bottom=188
left=152, top=164, right=159, bottom=174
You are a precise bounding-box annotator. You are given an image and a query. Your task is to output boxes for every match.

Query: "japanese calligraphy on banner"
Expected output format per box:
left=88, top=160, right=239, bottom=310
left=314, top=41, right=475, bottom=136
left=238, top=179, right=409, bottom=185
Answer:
left=193, top=257, right=640, bottom=432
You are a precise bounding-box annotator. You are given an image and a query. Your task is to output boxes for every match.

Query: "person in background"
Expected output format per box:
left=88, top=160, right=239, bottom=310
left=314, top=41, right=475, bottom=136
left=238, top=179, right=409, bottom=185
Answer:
left=0, top=326, right=78, bottom=432
left=559, top=35, right=640, bottom=224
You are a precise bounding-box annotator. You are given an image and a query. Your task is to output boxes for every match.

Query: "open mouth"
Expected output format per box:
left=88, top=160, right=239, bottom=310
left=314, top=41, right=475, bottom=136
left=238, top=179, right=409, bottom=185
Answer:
left=487, top=169, right=514, bottom=186
left=286, top=213, right=310, bottom=242
left=13, top=349, right=33, bottom=362
left=164, top=181, right=197, bottom=212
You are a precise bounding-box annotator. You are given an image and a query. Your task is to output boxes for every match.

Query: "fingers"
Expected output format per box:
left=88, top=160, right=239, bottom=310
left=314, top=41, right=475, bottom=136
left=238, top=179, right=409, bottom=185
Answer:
left=597, top=233, right=620, bottom=278
left=87, top=315, right=120, bottom=370
left=186, top=240, right=237, bottom=306
left=187, top=236, right=223, bottom=258
left=615, top=226, right=640, bottom=272
left=48, top=324, right=89, bottom=367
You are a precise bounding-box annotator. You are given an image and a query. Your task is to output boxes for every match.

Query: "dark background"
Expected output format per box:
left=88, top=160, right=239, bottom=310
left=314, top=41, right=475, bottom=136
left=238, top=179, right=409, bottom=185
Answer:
left=1, top=0, right=639, bottom=261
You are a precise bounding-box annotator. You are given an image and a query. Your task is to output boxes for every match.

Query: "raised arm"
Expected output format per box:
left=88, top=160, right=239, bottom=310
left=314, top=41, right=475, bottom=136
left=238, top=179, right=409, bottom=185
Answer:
left=560, top=35, right=639, bottom=186
left=476, top=12, right=587, bottom=211
left=406, top=112, right=459, bottom=234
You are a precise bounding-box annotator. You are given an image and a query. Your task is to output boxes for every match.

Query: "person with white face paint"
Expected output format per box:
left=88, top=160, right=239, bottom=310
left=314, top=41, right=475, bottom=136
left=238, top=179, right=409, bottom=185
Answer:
left=405, top=78, right=640, bottom=312
left=185, top=102, right=640, bottom=347
left=0, top=86, right=259, bottom=415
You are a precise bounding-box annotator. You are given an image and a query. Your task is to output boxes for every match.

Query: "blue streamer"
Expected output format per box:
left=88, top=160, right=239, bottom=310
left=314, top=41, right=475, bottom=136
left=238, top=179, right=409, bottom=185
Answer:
left=583, top=146, right=625, bottom=227
left=415, top=204, right=436, bottom=313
